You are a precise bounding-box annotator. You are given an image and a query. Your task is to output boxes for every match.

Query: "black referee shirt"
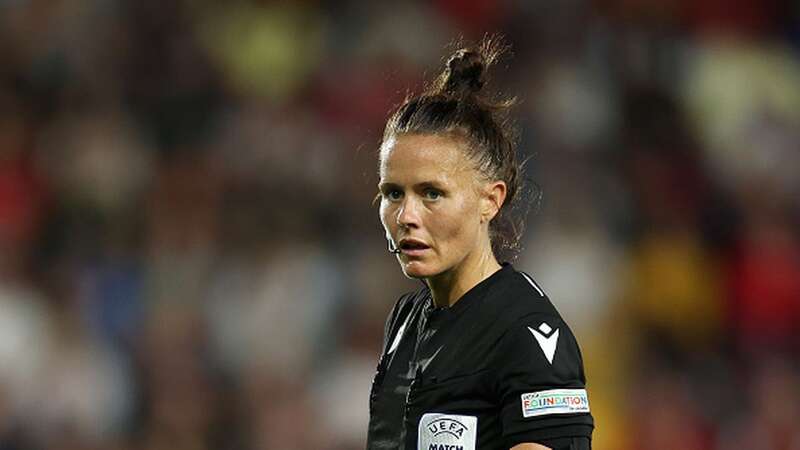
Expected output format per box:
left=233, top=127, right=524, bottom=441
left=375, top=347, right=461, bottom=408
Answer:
left=366, top=262, right=594, bottom=450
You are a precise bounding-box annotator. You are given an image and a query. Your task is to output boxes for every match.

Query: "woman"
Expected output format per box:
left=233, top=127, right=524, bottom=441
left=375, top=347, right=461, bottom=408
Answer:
left=367, top=38, right=594, bottom=450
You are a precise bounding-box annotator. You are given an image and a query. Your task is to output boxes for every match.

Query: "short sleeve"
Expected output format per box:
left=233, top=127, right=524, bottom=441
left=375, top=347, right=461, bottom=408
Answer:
left=490, top=313, right=594, bottom=448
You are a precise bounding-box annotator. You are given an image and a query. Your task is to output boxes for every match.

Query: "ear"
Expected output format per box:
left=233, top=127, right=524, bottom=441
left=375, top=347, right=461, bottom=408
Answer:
left=480, top=180, right=507, bottom=224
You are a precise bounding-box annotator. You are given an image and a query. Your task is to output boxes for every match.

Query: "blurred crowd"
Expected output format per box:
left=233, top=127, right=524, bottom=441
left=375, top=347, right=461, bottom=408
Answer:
left=1, top=1, right=799, bottom=449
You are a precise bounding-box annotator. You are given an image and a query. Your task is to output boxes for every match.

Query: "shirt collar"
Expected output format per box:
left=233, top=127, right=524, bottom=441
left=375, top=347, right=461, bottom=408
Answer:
left=423, top=261, right=514, bottom=318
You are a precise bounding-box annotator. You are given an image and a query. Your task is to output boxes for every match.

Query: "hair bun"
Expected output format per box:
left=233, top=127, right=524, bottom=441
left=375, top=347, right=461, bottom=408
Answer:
left=436, top=37, right=505, bottom=98
left=443, top=49, right=486, bottom=96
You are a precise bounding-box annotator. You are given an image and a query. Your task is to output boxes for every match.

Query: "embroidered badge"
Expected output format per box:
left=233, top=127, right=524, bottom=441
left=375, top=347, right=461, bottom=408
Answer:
left=521, top=388, right=590, bottom=418
left=418, top=413, right=477, bottom=450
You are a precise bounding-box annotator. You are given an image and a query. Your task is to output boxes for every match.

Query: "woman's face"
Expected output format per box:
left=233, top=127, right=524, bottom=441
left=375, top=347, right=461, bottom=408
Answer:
left=378, top=133, right=491, bottom=279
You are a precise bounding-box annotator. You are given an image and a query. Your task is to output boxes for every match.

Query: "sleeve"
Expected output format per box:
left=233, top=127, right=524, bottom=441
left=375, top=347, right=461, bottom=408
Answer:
left=490, top=313, right=594, bottom=448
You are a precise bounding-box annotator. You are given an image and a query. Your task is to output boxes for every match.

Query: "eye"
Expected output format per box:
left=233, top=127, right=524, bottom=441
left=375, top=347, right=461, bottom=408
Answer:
left=385, top=189, right=402, bottom=201
left=424, top=189, right=442, bottom=200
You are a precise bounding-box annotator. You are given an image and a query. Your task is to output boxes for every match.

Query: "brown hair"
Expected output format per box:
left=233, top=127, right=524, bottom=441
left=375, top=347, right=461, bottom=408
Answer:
left=380, top=36, right=530, bottom=259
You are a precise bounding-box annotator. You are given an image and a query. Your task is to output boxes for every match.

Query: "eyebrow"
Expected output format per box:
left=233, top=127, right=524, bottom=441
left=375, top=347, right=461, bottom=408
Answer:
left=416, top=181, right=445, bottom=190
left=378, top=181, right=445, bottom=191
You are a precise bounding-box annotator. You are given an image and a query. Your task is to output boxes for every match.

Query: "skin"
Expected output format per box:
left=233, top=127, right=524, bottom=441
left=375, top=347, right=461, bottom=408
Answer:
left=378, top=133, right=505, bottom=308
left=378, top=134, right=552, bottom=450
left=511, top=444, right=551, bottom=450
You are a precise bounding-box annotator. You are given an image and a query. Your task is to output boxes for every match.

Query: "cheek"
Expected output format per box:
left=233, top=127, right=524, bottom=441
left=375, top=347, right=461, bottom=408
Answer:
left=379, top=202, right=393, bottom=230
left=434, top=198, right=480, bottom=245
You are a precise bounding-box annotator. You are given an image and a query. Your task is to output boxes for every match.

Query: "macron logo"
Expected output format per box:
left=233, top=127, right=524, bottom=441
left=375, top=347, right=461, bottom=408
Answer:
left=528, top=322, right=559, bottom=364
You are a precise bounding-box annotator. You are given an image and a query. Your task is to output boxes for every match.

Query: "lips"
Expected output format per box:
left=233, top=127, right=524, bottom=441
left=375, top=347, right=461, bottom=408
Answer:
left=398, top=238, right=430, bottom=255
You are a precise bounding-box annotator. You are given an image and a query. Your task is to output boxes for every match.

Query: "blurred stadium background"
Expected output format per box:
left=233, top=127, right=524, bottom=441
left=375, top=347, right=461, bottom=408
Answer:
left=1, top=1, right=800, bottom=449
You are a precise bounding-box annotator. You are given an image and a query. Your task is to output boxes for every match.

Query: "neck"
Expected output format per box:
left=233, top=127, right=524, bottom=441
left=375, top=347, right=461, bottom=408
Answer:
left=426, top=246, right=502, bottom=308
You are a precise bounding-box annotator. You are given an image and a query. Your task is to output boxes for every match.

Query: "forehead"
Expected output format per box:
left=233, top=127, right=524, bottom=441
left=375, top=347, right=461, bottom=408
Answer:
left=379, top=133, right=474, bottom=183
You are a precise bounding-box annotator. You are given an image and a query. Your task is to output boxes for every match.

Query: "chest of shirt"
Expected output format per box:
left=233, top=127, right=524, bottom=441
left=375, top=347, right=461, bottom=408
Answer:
left=369, top=306, right=510, bottom=450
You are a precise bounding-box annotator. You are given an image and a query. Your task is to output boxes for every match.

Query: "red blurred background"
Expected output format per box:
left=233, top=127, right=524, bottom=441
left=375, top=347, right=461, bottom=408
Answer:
left=1, top=1, right=799, bottom=449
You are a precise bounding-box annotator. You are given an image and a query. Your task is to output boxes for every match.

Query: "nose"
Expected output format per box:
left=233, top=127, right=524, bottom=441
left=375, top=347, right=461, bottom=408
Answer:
left=396, top=196, right=421, bottom=229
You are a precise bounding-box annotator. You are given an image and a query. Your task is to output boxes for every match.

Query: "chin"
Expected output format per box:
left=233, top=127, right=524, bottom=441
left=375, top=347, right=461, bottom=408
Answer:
left=400, top=259, right=441, bottom=279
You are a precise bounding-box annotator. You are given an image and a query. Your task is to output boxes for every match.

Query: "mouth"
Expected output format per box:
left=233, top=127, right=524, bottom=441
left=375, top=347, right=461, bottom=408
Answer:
left=398, top=239, right=431, bottom=256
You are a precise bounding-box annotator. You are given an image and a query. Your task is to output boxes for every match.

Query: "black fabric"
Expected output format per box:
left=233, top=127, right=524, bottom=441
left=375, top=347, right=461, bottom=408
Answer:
left=366, top=262, right=594, bottom=450
left=526, top=436, right=592, bottom=450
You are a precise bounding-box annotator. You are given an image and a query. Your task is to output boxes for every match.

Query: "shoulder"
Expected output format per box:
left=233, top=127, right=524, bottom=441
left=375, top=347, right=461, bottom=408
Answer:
left=379, top=286, right=429, bottom=348
left=484, top=265, right=564, bottom=326
left=440, top=265, right=574, bottom=367
left=481, top=266, right=585, bottom=366
left=388, top=286, right=429, bottom=322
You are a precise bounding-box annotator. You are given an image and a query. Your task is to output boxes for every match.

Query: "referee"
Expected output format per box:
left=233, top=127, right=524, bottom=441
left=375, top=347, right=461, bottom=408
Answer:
left=367, top=38, right=594, bottom=450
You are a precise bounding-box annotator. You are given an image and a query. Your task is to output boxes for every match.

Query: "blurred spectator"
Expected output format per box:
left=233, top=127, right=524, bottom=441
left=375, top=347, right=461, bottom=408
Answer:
left=727, top=210, right=800, bottom=352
